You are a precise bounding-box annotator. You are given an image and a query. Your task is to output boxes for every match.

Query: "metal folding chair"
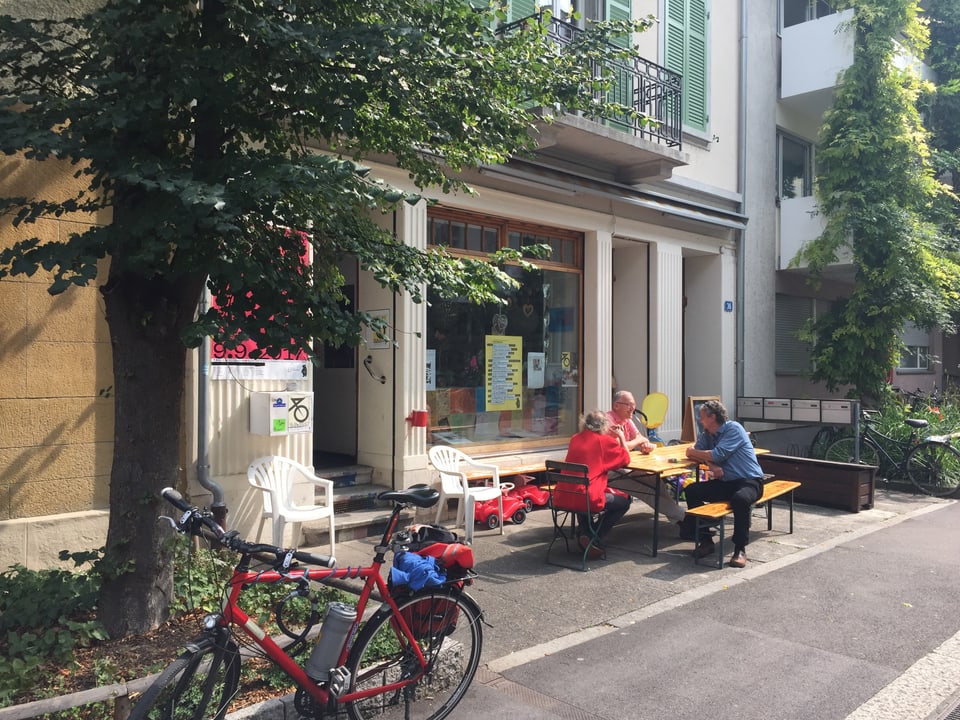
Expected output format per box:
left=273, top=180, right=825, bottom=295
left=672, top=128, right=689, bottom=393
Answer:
left=545, top=460, right=605, bottom=571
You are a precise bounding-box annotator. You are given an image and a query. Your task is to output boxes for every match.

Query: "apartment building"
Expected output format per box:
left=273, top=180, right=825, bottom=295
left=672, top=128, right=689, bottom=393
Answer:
left=2, top=0, right=754, bottom=564
left=748, top=0, right=953, bottom=402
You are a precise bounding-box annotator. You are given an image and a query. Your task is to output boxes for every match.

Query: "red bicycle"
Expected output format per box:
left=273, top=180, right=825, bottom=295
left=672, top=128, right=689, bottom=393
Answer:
left=131, top=485, right=483, bottom=720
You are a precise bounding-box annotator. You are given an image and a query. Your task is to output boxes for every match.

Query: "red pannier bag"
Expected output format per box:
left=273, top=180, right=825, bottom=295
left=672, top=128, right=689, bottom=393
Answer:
left=395, top=525, right=476, bottom=639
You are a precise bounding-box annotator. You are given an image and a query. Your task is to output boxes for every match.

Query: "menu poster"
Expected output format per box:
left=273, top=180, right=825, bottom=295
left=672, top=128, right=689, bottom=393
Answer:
left=484, top=335, right=522, bottom=411
left=527, top=352, right=545, bottom=389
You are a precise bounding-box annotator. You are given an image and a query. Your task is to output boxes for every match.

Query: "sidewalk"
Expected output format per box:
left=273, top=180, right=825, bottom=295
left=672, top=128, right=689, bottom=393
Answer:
left=247, top=488, right=959, bottom=719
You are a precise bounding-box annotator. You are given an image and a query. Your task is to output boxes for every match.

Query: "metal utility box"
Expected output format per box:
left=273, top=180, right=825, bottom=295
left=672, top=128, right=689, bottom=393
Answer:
left=763, top=398, right=791, bottom=421
left=791, top=399, right=821, bottom=423
left=737, top=397, right=764, bottom=420
left=250, top=392, right=314, bottom=436
left=821, top=400, right=854, bottom=425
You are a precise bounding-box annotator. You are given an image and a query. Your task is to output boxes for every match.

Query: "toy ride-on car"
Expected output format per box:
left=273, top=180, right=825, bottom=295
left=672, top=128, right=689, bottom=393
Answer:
left=506, top=483, right=550, bottom=512
left=474, top=483, right=527, bottom=529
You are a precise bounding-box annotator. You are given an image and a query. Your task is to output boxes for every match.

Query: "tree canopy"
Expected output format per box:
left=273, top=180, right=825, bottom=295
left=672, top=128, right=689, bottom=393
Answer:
left=0, top=0, right=652, bottom=634
left=796, top=0, right=960, bottom=400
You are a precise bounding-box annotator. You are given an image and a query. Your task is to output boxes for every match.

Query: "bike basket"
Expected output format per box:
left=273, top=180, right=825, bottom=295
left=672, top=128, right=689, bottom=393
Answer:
left=401, top=590, right=462, bottom=640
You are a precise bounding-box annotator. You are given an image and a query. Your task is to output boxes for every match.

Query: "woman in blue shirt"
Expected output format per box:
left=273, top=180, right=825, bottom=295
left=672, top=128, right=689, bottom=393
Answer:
left=682, top=400, right=763, bottom=567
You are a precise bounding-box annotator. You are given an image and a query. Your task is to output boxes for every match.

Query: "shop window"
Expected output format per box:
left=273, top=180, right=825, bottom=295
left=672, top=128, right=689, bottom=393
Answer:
left=426, top=209, right=582, bottom=448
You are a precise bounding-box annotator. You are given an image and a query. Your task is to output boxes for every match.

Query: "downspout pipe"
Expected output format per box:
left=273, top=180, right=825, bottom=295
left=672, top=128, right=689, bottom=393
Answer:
left=736, top=0, right=748, bottom=399
left=198, top=288, right=227, bottom=527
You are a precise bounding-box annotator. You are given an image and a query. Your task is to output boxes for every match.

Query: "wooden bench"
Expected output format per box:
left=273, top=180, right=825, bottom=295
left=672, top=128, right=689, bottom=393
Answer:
left=685, top=478, right=802, bottom=568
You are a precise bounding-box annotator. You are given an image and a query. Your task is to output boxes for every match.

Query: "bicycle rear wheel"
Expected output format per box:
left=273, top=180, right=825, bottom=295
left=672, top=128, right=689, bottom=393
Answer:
left=345, top=588, right=483, bottom=720
left=905, top=441, right=960, bottom=497
left=129, top=630, right=241, bottom=720
left=825, top=437, right=880, bottom=466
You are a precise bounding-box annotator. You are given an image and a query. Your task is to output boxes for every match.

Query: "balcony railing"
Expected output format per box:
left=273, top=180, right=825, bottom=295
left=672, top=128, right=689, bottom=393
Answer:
left=499, top=13, right=683, bottom=149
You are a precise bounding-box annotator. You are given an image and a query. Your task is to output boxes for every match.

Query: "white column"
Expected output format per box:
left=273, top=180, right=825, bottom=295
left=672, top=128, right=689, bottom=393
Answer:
left=650, top=243, right=684, bottom=438
left=394, top=201, right=430, bottom=472
left=583, top=230, right=613, bottom=411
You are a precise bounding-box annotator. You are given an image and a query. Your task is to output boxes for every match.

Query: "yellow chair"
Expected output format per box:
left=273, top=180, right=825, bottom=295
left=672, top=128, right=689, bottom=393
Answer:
left=639, top=392, right=669, bottom=446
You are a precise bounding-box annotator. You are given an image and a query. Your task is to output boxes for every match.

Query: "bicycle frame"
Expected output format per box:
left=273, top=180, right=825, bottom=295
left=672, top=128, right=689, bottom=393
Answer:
left=855, top=412, right=923, bottom=474
left=161, top=486, right=450, bottom=712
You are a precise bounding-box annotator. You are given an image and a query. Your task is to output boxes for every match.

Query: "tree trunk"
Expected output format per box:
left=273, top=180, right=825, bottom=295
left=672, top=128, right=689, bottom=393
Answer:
left=98, top=268, right=204, bottom=636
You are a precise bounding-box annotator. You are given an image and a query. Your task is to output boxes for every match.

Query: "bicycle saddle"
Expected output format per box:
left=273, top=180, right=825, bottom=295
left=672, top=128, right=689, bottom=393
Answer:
left=905, top=418, right=929, bottom=429
left=379, top=484, right=441, bottom=508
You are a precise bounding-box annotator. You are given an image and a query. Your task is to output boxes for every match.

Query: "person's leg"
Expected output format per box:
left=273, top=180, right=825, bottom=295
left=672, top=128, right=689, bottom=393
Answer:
left=595, top=492, right=631, bottom=541
left=683, top=480, right=735, bottom=556
left=729, top=477, right=763, bottom=551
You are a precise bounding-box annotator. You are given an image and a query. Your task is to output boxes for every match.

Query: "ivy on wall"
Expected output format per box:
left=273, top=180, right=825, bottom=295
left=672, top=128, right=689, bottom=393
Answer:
left=796, top=0, right=960, bottom=400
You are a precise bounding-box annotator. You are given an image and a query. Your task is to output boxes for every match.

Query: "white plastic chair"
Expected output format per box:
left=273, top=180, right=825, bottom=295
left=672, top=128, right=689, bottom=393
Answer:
left=428, top=445, right=503, bottom=544
left=247, top=456, right=336, bottom=557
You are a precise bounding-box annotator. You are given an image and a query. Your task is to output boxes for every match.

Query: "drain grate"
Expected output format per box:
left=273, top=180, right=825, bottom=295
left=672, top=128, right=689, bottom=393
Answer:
left=333, top=494, right=379, bottom=515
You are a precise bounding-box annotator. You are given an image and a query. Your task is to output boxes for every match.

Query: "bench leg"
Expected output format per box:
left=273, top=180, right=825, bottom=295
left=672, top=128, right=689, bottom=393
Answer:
left=693, top=516, right=726, bottom=569
left=788, top=491, right=794, bottom=533
left=716, top=517, right=725, bottom=569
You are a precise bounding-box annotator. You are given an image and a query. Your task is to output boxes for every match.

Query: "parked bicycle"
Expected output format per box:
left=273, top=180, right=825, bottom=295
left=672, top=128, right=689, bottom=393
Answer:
left=824, top=409, right=960, bottom=497
left=133, top=485, right=483, bottom=720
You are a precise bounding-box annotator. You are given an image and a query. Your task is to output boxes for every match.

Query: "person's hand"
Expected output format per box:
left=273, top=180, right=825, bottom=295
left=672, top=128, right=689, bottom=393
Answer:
left=685, top=446, right=696, bottom=460
left=610, top=425, right=627, bottom=447
left=708, top=463, right=724, bottom=480
left=638, top=439, right=655, bottom=454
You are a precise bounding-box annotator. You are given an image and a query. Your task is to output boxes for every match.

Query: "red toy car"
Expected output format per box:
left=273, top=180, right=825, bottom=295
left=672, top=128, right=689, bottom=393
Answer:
left=506, top=483, right=550, bottom=512
left=474, top=493, right=527, bottom=529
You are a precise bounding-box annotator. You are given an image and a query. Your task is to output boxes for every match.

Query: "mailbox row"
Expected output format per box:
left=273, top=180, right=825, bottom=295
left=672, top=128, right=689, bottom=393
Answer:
left=736, top=397, right=857, bottom=425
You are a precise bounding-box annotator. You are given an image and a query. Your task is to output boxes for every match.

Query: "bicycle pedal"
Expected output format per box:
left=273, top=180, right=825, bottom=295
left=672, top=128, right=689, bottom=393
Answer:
left=326, top=666, right=351, bottom=698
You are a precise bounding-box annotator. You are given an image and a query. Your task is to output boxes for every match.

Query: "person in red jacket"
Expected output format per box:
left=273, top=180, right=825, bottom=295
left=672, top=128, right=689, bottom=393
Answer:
left=564, top=410, right=632, bottom=557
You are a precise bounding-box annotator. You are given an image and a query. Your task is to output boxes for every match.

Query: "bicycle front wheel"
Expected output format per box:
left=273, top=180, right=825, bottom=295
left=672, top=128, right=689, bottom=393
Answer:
left=129, top=631, right=241, bottom=720
left=825, top=437, right=880, bottom=466
left=345, top=587, right=483, bottom=720
left=905, top=441, right=960, bottom=497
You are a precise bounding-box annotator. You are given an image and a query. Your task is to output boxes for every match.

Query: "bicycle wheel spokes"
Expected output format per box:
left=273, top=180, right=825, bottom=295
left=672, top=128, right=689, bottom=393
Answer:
left=906, top=442, right=960, bottom=497
left=345, top=590, right=483, bottom=720
left=825, top=437, right=879, bottom=466
left=130, top=633, right=241, bottom=720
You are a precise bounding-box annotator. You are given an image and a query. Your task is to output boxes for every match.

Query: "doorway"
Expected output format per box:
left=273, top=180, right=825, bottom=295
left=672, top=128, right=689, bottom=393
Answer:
left=313, top=260, right=359, bottom=468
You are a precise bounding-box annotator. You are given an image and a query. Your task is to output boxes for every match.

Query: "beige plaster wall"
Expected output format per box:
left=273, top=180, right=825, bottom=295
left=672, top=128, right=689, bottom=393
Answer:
left=0, top=149, right=114, bottom=567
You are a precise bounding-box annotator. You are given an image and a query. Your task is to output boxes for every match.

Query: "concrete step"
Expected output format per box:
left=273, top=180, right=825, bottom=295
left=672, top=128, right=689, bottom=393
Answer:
left=303, top=482, right=417, bottom=546
left=315, top=463, right=374, bottom=489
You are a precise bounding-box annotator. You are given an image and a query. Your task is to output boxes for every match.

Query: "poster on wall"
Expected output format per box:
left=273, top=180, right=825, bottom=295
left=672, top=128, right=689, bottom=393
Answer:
left=425, top=348, right=436, bottom=391
left=484, top=335, right=522, bottom=411
left=527, top=352, right=545, bottom=389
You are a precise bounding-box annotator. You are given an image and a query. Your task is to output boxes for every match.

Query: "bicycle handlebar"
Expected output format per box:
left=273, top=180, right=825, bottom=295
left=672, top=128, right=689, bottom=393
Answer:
left=161, top=487, right=336, bottom=569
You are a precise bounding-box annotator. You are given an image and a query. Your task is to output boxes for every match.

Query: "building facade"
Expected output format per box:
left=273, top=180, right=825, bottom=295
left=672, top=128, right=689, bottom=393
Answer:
left=2, top=0, right=764, bottom=566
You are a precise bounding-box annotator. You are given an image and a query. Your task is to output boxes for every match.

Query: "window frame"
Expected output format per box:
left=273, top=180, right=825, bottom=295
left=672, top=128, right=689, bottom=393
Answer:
left=426, top=207, right=584, bottom=452
left=777, top=130, right=814, bottom=200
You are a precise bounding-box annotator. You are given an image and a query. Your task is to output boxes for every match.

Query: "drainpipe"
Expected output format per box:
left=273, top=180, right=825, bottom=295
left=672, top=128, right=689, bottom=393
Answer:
left=197, top=288, right=227, bottom=527
left=735, top=0, right=748, bottom=399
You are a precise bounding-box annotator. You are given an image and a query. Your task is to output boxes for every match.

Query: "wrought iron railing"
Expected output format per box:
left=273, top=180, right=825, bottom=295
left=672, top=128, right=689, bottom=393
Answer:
left=498, top=13, right=682, bottom=149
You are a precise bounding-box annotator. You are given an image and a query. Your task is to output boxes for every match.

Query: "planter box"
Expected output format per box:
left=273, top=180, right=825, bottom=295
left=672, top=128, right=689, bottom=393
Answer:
left=758, top=453, right=876, bottom=512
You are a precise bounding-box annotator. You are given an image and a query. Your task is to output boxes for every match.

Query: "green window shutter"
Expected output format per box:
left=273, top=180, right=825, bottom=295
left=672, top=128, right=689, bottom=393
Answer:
left=607, top=0, right=631, bottom=43
left=664, top=0, right=708, bottom=133
left=605, top=0, right=633, bottom=130
left=509, top=0, right=538, bottom=22
left=685, top=0, right=708, bottom=132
